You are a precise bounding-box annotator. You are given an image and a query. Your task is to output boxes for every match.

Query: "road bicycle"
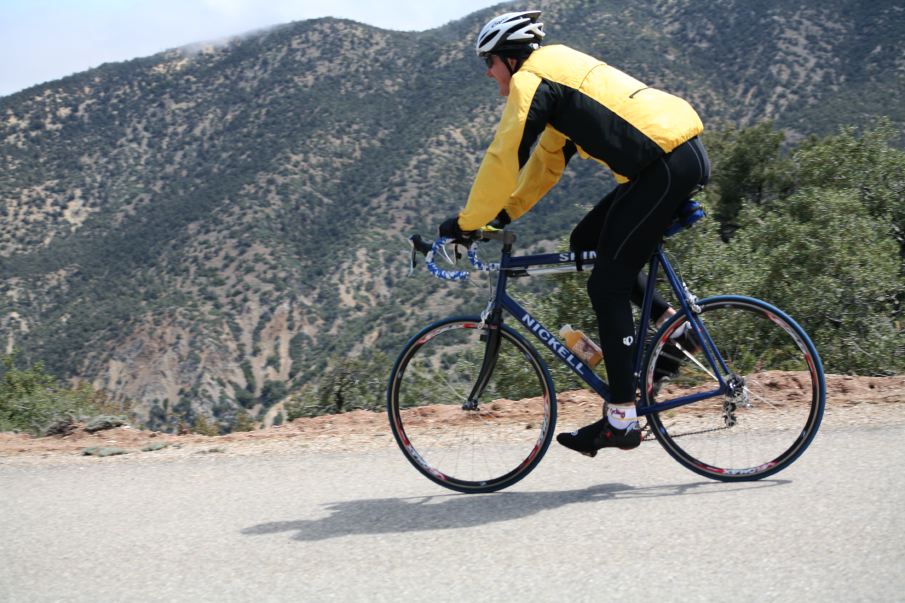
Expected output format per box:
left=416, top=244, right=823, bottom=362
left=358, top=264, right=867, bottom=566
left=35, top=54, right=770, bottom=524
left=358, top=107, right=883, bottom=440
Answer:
left=387, top=202, right=826, bottom=493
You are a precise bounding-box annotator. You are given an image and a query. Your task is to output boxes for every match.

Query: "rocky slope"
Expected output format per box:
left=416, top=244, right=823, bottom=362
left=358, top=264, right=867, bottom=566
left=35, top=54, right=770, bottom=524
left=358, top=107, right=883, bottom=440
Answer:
left=1, top=0, right=902, bottom=430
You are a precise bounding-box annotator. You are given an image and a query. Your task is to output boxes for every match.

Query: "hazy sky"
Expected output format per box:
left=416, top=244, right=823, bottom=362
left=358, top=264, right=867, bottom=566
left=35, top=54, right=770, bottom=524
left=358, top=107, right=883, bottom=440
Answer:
left=0, top=0, right=509, bottom=97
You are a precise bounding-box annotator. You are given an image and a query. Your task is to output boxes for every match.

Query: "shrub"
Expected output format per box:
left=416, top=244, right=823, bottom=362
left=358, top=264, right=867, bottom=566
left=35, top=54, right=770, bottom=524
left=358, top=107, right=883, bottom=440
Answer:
left=530, top=120, right=904, bottom=380
left=191, top=414, right=221, bottom=436
left=0, top=354, right=104, bottom=435
left=724, top=188, right=903, bottom=374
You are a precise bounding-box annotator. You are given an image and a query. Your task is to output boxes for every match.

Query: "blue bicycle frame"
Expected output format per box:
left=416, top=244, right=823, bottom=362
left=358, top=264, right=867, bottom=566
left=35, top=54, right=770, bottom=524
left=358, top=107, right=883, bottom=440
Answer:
left=483, top=235, right=731, bottom=417
left=402, top=213, right=824, bottom=489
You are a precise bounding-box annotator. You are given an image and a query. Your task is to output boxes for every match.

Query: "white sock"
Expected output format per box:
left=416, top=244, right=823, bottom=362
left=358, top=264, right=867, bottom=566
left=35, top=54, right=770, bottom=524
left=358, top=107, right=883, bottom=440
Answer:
left=670, top=320, right=691, bottom=341
left=606, top=403, right=638, bottom=430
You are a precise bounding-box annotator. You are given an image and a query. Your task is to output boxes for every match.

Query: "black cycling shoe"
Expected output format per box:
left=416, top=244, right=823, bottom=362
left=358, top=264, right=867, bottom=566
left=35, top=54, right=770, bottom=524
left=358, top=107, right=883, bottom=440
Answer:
left=556, top=418, right=641, bottom=457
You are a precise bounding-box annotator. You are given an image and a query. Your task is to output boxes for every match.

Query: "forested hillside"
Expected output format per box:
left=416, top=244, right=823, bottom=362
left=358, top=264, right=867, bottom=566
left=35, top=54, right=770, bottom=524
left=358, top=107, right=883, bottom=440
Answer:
left=1, top=0, right=902, bottom=433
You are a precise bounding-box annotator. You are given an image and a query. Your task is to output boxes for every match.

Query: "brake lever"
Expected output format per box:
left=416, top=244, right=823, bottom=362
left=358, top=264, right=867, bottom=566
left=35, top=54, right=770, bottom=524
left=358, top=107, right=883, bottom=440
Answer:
left=440, top=244, right=456, bottom=266
left=408, top=234, right=439, bottom=276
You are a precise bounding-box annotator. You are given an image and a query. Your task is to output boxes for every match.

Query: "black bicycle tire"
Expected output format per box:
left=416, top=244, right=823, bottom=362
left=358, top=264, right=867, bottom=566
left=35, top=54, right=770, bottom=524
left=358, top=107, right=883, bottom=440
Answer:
left=641, top=295, right=826, bottom=481
left=387, top=316, right=557, bottom=493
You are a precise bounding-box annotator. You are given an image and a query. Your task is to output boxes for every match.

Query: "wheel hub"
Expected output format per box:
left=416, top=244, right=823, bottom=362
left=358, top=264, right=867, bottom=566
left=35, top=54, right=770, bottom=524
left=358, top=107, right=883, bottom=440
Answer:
left=723, top=374, right=748, bottom=427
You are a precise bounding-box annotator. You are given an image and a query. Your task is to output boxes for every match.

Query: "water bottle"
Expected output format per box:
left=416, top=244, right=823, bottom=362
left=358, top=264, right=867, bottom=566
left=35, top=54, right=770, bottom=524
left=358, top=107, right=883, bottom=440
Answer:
left=559, top=324, right=603, bottom=368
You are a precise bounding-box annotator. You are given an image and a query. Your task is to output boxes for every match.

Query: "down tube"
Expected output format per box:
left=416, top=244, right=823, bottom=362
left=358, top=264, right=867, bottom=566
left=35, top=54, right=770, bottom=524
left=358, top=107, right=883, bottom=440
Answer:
left=502, top=294, right=612, bottom=402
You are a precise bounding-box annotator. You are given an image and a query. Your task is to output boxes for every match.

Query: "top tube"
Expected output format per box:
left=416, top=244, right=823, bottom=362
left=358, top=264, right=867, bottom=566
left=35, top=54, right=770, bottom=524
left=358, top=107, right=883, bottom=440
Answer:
left=416, top=232, right=599, bottom=281
left=505, top=250, right=598, bottom=271
left=411, top=197, right=703, bottom=282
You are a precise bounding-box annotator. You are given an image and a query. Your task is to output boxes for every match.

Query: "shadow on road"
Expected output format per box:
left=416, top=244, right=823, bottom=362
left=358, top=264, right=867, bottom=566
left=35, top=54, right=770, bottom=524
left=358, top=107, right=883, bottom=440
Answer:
left=242, top=479, right=788, bottom=542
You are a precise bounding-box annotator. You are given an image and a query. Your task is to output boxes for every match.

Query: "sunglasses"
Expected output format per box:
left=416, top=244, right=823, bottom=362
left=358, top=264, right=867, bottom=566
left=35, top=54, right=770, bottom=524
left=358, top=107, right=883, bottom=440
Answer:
left=482, top=54, right=496, bottom=69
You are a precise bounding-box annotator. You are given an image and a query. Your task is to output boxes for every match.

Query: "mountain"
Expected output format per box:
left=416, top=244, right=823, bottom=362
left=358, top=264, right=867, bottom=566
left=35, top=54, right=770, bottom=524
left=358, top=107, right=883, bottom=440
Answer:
left=1, top=0, right=903, bottom=430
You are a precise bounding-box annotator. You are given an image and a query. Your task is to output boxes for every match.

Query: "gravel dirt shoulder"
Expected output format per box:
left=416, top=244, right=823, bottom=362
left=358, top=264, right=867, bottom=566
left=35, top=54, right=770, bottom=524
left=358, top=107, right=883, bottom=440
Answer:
left=1, top=374, right=902, bottom=466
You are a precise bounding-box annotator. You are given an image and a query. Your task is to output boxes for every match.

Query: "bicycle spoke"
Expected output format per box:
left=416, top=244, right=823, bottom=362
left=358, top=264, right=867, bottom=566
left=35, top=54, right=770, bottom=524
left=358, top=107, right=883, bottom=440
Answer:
left=388, top=318, right=555, bottom=493
left=739, top=382, right=781, bottom=410
left=680, top=343, right=717, bottom=380
left=644, top=297, right=825, bottom=481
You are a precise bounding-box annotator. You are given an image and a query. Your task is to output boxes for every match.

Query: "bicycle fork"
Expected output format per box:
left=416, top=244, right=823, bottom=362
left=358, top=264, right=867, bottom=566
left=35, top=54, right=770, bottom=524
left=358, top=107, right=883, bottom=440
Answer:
left=463, top=241, right=516, bottom=411
left=463, top=308, right=504, bottom=411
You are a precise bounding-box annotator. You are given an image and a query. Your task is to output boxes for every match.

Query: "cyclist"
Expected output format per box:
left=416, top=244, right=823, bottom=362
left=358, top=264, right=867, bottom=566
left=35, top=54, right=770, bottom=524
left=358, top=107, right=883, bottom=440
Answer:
left=437, top=10, right=711, bottom=457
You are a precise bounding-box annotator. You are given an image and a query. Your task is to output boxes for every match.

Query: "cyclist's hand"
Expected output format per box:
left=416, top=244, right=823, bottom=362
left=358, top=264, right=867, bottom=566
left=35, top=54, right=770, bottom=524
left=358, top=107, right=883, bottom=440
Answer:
left=486, top=209, right=511, bottom=231
left=438, top=216, right=478, bottom=246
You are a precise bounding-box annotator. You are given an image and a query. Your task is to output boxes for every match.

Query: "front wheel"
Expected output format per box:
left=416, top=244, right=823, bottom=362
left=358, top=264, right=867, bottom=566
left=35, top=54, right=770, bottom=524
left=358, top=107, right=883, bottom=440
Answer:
left=642, top=296, right=826, bottom=481
left=387, top=317, right=556, bottom=493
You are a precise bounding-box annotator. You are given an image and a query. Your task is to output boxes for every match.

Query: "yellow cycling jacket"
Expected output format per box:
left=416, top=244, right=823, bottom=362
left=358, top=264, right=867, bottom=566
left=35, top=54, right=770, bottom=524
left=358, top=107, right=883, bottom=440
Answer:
left=458, top=44, right=704, bottom=231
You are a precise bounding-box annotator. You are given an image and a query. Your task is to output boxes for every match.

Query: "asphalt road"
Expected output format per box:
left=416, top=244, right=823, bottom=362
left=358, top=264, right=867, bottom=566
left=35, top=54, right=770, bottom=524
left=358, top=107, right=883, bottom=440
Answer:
left=2, top=422, right=904, bottom=602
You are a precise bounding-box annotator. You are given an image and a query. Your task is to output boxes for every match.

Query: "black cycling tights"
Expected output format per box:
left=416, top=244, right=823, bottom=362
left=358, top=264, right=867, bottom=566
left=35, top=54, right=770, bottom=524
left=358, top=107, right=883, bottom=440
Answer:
left=570, top=137, right=710, bottom=403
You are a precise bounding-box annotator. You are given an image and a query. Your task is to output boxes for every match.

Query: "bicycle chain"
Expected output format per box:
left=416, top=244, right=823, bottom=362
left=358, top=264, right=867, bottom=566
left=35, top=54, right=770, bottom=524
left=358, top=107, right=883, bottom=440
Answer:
left=640, top=422, right=731, bottom=442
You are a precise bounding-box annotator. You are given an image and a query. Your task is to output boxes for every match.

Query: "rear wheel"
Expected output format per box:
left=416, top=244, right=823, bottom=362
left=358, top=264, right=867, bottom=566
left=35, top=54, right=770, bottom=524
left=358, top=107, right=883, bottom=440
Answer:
left=642, top=296, right=825, bottom=481
left=387, top=317, right=556, bottom=493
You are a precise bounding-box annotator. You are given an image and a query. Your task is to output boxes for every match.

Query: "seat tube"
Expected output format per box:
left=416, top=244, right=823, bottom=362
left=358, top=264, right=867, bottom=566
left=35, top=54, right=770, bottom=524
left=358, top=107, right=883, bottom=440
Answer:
left=658, top=250, right=731, bottom=383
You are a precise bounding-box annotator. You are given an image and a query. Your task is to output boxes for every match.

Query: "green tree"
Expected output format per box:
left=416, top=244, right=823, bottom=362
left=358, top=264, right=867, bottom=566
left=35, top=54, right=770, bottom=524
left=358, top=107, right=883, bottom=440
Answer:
left=260, top=380, right=288, bottom=408
left=316, top=355, right=381, bottom=414
left=790, top=118, right=905, bottom=258
left=725, top=189, right=902, bottom=374
left=285, top=351, right=388, bottom=418
left=539, top=119, right=904, bottom=377
left=284, top=383, right=318, bottom=421
left=191, top=414, right=221, bottom=436
left=703, top=121, right=791, bottom=240
left=0, top=354, right=101, bottom=435
left=681, top=122, right=903, bottom=374
left=232, top=409, right=256, bottom=432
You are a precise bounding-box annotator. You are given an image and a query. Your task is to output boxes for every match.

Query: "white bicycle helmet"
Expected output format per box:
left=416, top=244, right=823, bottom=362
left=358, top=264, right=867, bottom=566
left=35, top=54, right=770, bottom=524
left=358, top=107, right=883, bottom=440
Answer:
left=475, top=10, right=545, bottom=58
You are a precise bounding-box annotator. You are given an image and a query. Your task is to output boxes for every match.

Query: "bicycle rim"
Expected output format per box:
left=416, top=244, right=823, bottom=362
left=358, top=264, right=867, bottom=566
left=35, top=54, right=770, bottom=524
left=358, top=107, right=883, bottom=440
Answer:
left=387, top=317, right=556, bottom=493
left=643, top=296, right=825, bottom=481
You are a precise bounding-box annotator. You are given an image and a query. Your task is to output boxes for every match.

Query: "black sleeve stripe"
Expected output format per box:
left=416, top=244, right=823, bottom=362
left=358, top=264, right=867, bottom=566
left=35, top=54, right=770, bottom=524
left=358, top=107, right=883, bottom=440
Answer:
left=563, top=140, right=577, bottom=165
left=518, top=80, right=559, bottom=169
left=551, top=87, right=663, bottom=180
